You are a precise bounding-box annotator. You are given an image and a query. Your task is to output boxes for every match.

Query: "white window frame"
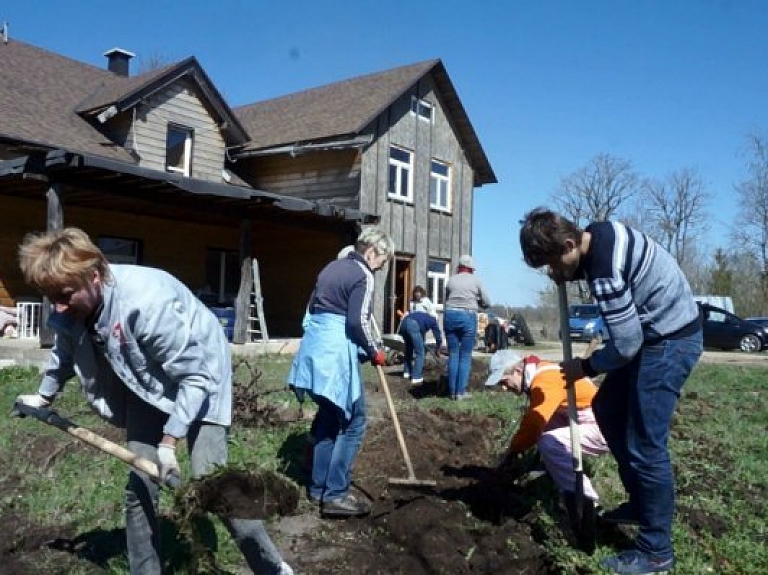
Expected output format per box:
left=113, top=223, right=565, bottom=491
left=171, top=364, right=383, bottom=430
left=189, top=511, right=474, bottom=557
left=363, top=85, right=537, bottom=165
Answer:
left=166, top=124, right=193, bottom=176
left=410, top=96, right=433, bottom=123
left=427, top=259, right=449, bottom=309
left=388, top=145, right=414, bottom=202
left=429, top=159, right=452, bottom=212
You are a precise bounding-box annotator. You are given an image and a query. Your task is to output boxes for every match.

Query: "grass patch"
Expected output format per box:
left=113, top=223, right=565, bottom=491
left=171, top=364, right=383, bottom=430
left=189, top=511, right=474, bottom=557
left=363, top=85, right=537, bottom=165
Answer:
left=2, top=358, right=768, bottom=573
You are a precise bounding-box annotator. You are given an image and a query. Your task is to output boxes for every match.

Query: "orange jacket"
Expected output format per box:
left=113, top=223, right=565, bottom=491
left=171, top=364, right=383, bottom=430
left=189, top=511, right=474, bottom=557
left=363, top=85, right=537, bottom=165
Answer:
left=510, top=360, right=598, bottom=453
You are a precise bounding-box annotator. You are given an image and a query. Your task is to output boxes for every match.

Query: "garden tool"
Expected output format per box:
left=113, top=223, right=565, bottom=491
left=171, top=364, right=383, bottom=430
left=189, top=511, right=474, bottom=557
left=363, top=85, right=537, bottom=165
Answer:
left=370, top=317, right=437, bottom=487
left=558, top=284, right=600, bottom=554
left=11, top=401, right=299, bottom=571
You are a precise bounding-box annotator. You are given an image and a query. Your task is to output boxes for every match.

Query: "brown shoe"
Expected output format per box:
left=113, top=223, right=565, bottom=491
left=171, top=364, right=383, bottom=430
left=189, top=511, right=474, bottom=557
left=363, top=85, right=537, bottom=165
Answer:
left=321, top=494, right=371, bottom=518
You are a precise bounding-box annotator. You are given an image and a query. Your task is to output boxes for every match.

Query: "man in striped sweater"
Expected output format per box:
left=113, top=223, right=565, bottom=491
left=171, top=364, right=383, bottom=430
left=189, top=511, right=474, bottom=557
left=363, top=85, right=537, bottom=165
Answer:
left=519, top=208, right=703, bottom=575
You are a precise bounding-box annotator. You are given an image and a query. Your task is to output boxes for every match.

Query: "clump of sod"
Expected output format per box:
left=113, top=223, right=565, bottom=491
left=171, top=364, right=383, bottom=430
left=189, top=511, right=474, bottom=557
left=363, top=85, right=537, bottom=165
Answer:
left=168, top=466, right=300, bottom=573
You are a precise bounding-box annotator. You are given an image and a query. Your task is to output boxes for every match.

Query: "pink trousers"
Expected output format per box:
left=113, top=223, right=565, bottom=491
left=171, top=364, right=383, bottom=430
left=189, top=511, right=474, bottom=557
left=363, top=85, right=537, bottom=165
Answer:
left=538, top=407, right=608, bottom=501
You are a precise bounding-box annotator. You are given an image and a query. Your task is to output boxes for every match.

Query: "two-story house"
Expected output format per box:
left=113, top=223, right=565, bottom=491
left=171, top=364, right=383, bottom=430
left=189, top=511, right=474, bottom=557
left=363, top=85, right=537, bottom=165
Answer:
left=231, top=60, right=496, bottom=332
left=0, top=37, right=494, bottom=343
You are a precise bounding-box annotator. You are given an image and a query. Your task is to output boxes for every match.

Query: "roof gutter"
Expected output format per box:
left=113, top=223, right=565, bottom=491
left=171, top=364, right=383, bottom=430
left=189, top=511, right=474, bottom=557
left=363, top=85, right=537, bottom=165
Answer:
left=39, top=149, right=377, bottom=223
left=234, top=134, right=373, bottom=159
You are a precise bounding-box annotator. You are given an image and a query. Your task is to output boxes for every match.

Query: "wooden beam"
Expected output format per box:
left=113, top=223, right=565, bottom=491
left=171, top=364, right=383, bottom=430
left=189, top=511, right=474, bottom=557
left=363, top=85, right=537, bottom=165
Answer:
left=232, top=220, right=252, bottom=344
left=40, top=183, right=64, bottom=348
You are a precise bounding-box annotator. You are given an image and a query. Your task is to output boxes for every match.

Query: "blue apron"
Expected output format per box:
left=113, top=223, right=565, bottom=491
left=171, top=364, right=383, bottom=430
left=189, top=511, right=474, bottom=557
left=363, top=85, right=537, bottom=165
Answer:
left=288, top=312, right=363, bottom=419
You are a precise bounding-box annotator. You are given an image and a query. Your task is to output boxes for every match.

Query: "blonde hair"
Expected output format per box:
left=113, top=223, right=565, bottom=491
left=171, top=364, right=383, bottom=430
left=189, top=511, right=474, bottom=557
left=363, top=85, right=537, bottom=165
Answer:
left=356, top=226, right=395, bottom=259
left=18, top=227, right=111, bottom=293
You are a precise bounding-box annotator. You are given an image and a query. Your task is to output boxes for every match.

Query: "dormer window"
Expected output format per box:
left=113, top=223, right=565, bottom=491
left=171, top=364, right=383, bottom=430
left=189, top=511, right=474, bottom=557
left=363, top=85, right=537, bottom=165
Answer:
left=410, top=96, right=433, bottom=123
left=166, top=124, right=193, bottom=176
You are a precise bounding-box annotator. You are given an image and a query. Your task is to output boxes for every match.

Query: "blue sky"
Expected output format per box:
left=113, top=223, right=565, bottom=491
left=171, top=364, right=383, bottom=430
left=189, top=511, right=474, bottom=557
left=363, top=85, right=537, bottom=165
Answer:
left=3, top=1, right=767, bottom=306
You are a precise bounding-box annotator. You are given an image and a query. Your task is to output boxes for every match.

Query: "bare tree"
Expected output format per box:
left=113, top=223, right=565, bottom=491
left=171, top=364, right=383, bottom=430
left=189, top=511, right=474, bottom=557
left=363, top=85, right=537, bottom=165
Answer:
left=640, top=168, right=710, bottom=268
left=136, top=50, right=173, bottom=74
left=733, top=133, right=768, bottom=302
left=552, top=153, right=639, bottom=227
left=550, top=153, right=639, bottom=302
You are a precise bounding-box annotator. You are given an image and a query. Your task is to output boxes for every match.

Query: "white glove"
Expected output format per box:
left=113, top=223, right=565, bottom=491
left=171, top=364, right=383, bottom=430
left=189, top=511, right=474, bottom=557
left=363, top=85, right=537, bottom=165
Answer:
left=156, top=444, right=180, bottom=483
left=16, top=393, right=53, bottom=409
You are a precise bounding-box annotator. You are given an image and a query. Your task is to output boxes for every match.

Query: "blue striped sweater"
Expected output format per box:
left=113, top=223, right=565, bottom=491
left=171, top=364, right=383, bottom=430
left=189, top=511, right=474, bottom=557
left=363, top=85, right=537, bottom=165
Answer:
left=580, top=221, right=700, bottom=372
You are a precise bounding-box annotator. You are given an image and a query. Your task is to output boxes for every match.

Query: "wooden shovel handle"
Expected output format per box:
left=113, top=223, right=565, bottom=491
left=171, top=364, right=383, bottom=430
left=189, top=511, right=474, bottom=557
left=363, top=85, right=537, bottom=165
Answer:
left=13, top=402, right=176, bottom=487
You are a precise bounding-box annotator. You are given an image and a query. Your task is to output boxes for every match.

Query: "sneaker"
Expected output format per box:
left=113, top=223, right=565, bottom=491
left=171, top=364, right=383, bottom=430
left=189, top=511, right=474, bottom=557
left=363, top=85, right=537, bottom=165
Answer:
left=403, top=371, right=411, bottom=379
left=601, top=550, right=674, bottom=574
left=411, top=377, right=424, bottom=384
left=277, top=561, right=295, bottom=575
left=455, top=392, right=472, bottom=400
left=598, top=502, right=640, bottom=526
left=321, top=493, right=371, bottom=518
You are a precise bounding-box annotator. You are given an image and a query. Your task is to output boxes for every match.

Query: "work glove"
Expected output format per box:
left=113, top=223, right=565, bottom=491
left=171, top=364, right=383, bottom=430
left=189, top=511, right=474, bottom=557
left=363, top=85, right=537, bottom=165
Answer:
left=371, top=349, right=387, bottom=366
left=156, top=443, right=181, bottom=483
left=11, top=393, right=53, bottom=416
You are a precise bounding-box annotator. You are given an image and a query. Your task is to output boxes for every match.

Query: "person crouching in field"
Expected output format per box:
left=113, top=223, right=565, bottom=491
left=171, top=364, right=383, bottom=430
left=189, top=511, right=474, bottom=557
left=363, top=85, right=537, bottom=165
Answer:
left=491, top=352, right=608, bottom=503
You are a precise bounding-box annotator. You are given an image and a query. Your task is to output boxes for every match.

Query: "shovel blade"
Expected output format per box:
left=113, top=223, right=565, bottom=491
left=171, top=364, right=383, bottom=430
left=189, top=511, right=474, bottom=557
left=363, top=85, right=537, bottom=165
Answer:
left=563, top=492, right=596, bottom=554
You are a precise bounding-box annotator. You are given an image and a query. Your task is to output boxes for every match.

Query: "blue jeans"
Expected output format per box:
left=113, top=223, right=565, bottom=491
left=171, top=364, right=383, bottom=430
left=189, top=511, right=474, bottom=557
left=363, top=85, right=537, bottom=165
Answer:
left=399, top=317, right=426, bottom=380
left=592, top=330, right=702, bottom=560
left=308, top=390, right=367, bottom=501
left=443, top=309, right=478, bottom=397
left=125, top=395, right=285, bottom=574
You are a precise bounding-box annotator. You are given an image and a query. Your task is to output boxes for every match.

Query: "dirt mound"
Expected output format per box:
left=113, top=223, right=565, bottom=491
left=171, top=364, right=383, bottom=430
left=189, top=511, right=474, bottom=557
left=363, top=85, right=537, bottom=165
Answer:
left=274, top=376, right=560, bottom=575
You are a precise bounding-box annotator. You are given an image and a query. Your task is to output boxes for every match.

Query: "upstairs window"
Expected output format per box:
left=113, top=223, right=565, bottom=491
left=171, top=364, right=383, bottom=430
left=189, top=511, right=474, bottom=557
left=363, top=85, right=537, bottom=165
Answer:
left=430, top=159, right=452, bottom=211
left=427, top=259, right=449, bottom=308
left=410, top=96, right=433, bottom=123
left=166, top=124, right=193, bottom=176
left=388, top=145, right=413, bottom=202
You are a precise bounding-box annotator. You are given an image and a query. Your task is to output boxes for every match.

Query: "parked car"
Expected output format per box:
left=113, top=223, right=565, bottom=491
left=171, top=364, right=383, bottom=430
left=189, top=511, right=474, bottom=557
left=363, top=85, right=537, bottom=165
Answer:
left=567, top=303, right=610, bottom=342
left=745, top=316, right=768, bottom=329
left=701, top=304, right=768, bottom=352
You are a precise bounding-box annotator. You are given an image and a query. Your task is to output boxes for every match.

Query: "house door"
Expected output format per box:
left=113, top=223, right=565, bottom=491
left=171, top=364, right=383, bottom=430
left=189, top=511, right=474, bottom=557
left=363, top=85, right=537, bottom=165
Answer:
left=384, top=256, right=413, bottom=333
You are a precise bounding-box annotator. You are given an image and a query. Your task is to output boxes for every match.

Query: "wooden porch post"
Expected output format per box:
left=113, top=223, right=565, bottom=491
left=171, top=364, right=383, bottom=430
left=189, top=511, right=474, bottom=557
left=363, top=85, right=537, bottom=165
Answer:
left=232, top=220, right=252, bottom=344
left=39, top=182, right=63, bottom=348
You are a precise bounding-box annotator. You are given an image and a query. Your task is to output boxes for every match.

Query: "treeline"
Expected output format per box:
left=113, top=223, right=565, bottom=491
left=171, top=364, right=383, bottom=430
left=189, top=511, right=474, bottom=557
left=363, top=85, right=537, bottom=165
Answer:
left=517, top=132, right=768, bottom=318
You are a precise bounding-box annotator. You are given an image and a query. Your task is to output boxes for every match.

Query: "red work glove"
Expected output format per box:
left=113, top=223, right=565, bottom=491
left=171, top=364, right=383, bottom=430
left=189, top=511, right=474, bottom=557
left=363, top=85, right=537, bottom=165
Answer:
left=371, top=349, right=387, bottom=366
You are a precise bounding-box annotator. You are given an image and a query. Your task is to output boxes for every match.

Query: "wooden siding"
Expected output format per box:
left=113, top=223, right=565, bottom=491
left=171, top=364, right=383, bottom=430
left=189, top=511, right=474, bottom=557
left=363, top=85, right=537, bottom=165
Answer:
left=0, top=195, right=351, bottom=336
left=0, top=197, right=46, bottom=306
left=235, top=149, right=362, bottom=208
left=358, top=75, right=477, bottom=317
left=130, top=78, right=226, bottom=183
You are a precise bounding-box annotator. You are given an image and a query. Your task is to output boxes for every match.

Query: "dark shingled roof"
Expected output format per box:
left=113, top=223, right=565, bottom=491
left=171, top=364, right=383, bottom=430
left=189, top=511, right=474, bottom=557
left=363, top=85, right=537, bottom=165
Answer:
left=0, top=40, right=248, bottom=161
left=234, top=59, right=496, bottom=185
left=0, top=39, right=135, bottom=161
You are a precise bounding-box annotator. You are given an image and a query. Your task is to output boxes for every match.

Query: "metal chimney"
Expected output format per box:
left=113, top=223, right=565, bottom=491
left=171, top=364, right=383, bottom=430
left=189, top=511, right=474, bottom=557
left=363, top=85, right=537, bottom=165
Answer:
left=103, top=48, right=135, bottom=77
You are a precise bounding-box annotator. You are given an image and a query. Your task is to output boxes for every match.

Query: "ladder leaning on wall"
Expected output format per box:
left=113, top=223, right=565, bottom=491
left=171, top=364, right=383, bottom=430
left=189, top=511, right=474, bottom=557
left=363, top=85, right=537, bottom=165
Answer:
left=247, top=258, right=269, bottom=344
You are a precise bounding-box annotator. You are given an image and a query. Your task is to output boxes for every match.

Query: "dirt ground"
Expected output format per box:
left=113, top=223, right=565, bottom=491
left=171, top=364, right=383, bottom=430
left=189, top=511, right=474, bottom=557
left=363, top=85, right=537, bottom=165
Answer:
left=0, top=351, right=741, bottom=574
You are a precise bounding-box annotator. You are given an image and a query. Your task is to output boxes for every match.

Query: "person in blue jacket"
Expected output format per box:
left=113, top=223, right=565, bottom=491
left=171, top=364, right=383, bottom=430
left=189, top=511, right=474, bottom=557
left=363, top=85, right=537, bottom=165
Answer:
left=398, top=310, right=443, bottom=383
left=14, top=227, right=293, bottom=575
left=288, top=226, right=394, bottom=518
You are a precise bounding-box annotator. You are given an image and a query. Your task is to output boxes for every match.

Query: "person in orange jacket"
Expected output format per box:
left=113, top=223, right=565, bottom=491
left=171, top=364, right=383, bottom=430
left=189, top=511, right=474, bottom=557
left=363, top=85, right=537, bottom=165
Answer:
left=488, top=352, right=608, bottom=501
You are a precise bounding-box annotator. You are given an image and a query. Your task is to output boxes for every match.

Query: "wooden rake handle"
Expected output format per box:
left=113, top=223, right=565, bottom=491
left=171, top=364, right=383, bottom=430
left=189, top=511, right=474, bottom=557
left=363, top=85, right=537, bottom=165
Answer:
left=374, top=364, right=418, bottom=480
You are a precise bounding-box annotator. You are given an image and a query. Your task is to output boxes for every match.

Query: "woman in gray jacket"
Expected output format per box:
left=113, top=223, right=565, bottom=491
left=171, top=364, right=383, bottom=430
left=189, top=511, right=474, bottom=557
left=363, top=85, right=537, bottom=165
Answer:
left=14, top=227, right=292, bottom=575
left=443, top=255, right=490, bottom=400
